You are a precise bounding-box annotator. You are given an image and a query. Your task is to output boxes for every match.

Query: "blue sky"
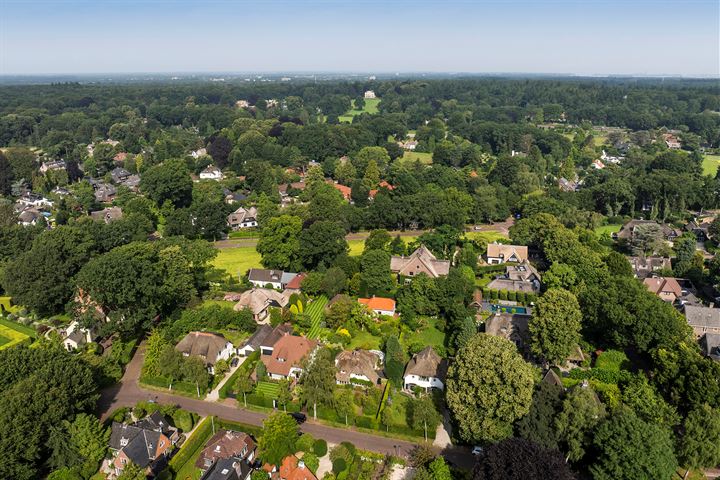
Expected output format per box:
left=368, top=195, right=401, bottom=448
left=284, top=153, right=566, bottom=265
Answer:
left=1, top=0, right=718, bottom=76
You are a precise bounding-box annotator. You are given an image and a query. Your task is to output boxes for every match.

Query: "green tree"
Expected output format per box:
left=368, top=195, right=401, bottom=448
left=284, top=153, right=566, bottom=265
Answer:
left=334, top=158, right=356, bottom=185
left=0, top=151, right=14, bottom=196
left=364, top=229, right=392, bottom=253
left=516, top=381, right=564, bottom=450
left=299, top=220, right=348, bottom=270
left=140, top=159, right=193, bottom=208
left=259, top=412, right=298, bottom=466
left=384, top=336, right=406, bottom=386
left=590, top=410, right=677, bottom=480
left=472, top=438, right=575, bottom=480
left=321, top=267, right=347, bottom=298
left=446, top=334, right=535, bottom=443
left=529, top=288, right=582, bottom=365
left=411, top=396, right=441, bottom=441
left=677, top=404, right=720, bottom=476
left=257, top=215, right=303, bottom=271
left=300, top=348, right=336, bottom=419
left=362, top=159, right=381, bottom=189
left=360, top=249, right=393, bottom=295
left=276, top=379, right=293, bottom=411
left=235, top=376, right=254, bottom=407
left=66, top=413, right=109, bottom=468
left=117, top=462, right=146, bottom=480
left=428, top=457, right=452, bottom=480
left=334, top=388, right=355, bottom=425
left=555, top=385, right=607, bottom=462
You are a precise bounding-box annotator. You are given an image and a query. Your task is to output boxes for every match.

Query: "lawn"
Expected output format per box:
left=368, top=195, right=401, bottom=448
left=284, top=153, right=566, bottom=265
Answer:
left=463, top=231, right=509, bottom=243
left=212, top=246, right=262, bottom=278
left=594, top=224, right=622, bottom=236
left=702, top=154, right=720, bottom=177
left=339, top=98, right=380, bottom=122
left=0, top=296, right=21, bottom=315
left=306, top=295, right=329, bottom=338
left=401, top=318, right=445, bottom=352
left=255, top=381, right=280, bottom=398
left=347, top=329, right=383, bottom=350
left=396, top=151, right=433, bottom=166
left=348, top=239, right=365, bottom=256
left=0, top=323, right=31, bottom=350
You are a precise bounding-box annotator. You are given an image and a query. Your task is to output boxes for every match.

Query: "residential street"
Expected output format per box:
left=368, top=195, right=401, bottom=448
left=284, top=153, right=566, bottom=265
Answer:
left=96, top=344, right=474, bottom=469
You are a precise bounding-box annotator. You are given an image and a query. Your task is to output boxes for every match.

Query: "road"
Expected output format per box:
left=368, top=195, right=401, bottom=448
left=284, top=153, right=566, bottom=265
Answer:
left=97, top=344, right=474, bottom=468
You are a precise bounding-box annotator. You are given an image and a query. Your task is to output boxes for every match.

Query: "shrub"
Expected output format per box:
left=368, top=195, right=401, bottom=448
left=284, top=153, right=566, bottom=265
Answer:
left=313, top=439, right=328, bottom=457
left=490, top=289, right=499, bottom=300
left=508, top=291, right=517, bottom=302
left=302, top=452, right=320, bottom=473
left=296, top=433, right=315, bottom=453
left=595, top=349, right=630, bottom=372
left=332, top=458, right=347, bottom=474
left=330, top=443, right=354, bottom=464
left=516, top=291, right=526, bottom=304
left=498, top=290, right=508, bottom=301
left=172, top=408, right=194, bottom=432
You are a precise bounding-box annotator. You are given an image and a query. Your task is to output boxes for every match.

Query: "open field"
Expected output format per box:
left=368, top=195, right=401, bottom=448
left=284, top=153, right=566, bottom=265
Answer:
left=339, top=98, right=380, bottom=122
left=464, top=231, right=509, bottom=243
left=212, top=246, right=262, bottom=277
left=595, top=224, right=622, bottom=236
left=703, top=154, right=720, bottom=177
left=396, top=151, right=433, bottom=166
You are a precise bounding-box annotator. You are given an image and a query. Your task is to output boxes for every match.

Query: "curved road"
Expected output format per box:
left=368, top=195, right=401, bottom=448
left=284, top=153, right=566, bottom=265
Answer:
left=97, top=344, right=473, bottom=468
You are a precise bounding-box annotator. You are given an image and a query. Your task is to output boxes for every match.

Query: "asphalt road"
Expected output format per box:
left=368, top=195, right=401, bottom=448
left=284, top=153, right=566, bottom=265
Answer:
left=97, top=344, right=474, bottom=468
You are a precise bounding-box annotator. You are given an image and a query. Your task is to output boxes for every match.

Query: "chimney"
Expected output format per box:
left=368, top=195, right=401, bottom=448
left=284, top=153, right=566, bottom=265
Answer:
left=298, top=461, right=305, bottom=470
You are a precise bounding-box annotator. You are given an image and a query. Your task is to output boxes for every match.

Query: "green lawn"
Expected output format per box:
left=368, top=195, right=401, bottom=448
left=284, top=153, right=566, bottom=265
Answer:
left=401, top=318, right=445, bottom=352
left=463, top=231, right=509, bottom=243
left=255, top=381, right=280, bottom=398
left=339, top=98, right=381, bottom=122
left=594, top=224, right=622, bottom=236
left=347, top=329, right=382, bottom=350
left=0, top=317, right=37, bottom=338
left=396, top=151, right=433, bottom=166
left=212, top=246, right=263, bottom=277
left=306, top=295, right=329, bottom=338
left=702, top=154, right=720, bottom=177
left=348, top=239, right=365, bottom=256
left=0, top=323, right=30, bottom=350
left=0, top=335, right=9, bottom=348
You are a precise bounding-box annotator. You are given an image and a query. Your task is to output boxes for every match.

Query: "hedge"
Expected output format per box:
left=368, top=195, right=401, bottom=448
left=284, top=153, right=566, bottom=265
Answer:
left=219, top=350, right=260, bottom=399
left=168, top=416, right=214, bottom=473
left=216, top=419, right=263, bottom=439
left=332, top=458, right=347, bottom=474
left=139, top=375, right=206, bottom=396
left=313, top=439, right=327, bottom=457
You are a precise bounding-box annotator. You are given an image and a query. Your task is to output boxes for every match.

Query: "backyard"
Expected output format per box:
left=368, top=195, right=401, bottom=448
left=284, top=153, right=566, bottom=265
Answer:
left=339, top=98, right=380, bottom=123
left=703, top=153, right=720, bottom=177
left=306, top=295, right=329, bottom=339
left=211, top=245, right=262, bottom=277
left=396, top=151, right=433, bottom=166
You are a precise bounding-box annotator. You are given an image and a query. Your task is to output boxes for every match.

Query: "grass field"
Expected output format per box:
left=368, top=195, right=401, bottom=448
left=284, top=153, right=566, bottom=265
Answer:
left=401, top=318, right=445, bottom=351
left=396, top=151, right=433, bottom=166
left=0, top=323, right=30, bottom=350
left=463, top=231, right=509, bottom=243
left=255, top=381, right=280, bottom=398
left=339, top=98, right=380, bottom=123
left=212, top=246, right=262, bottom=277
left=595, top=224, right=622, bottom=236
left=306, top=295, right=329, bottom=338
left=703, top=154, right=720, bottom=177
left=347, top=329, right=382, bottom=350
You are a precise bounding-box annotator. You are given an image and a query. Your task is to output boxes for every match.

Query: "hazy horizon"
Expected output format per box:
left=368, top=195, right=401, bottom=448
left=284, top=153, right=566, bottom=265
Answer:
left=1, top=0, right=719, bottom=77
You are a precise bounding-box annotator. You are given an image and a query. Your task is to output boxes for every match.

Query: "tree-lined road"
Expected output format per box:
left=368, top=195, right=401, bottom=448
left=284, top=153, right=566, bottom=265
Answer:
left=97, top=343, right=474, bottom=468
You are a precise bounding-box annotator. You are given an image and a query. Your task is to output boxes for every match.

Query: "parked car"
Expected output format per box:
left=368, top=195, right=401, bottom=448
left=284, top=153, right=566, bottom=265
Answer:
left=288, top=412, right=306, bottom=424
left=471, top=446, right=483, bottom=455
left=231, top=357, right=240, bottom=367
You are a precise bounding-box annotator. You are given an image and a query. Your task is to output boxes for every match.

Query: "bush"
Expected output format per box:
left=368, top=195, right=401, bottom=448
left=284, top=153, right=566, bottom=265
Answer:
left=332, top=458, right=347, bottom=474
left=516, top=291, right=526, bottom=304
left=490, top=289, right=499, bottom=300
left=313, top=439, right=328, bottom=457
left=498, top=290, right=508, bottom=301
left=302, top=452, right=320, bottom=473
left=507, top=291, right=517, bottom=302
left=296, top=433, right=315, bottom=453
left=595, top=349, right=630, bottom=371
left=172, top=409, right=195, bottom=432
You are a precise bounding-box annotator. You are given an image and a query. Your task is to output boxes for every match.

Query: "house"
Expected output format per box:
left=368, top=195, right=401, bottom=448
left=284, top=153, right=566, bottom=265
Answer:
left=542, top=369, right=564, bottom=388
left=591, top=159, right=605, bottom=170
left=600, top=150, right=623, bottom=164
left=700, top=333, right=720, bottom=361
left=62, top=321, right=95, bottom=351
left=266, top=455, right=318, bottom=480
left=200, top=457, right=252, bottom=480
left=403, top=346, right=447, bottom=391
left=616, top=220, right=680, bottom=243
left=200, top=165, right=224, bottom=181
left=663, top=133, right=681, bottom=149
left=364, top=90, right=376, bottom=99
left=121, top=174, right=142, bottom=191
left=51, top=186, right=71, bottom=196
left=237, top=323, right=293, bottom=357
left=390, top=245, right=451, bottom=279
left=260, top=333, right=317, bottom=380
left=327, top=181, right=352, bottom=201
left=684, top=305, right=720, bottom=338
left=398, top=140, right=418, bottom=151
left=90, top=206, right=123, bottom=224
left=685, top=219, right=712, bottom=242
left=357, top=296, right=396, bottom=316
left=113, top=152, right=128, bottom=163
left=283, top=273, right=306, bottom=294
left=247, top=269, right=298, bottom=290
left=236, top=100, right=250, bottom=109
left=17, top=208, right=41, bottom=226
left=110, top=167, right=131, bottom=183
left=485, top=243, right=528, bottom=265
left=368, top=180, right=395, bottom=199
left=233, top=288, right=290, bottom=323
left=643, top=276, right=684, bottom=303
left=175, top=331, right=235, bottom=374
left=228, top=207, right=258, bottom=230
left=39, top=160, right=66, bottom=174
left=195, top=430, right=256, bottom=473
left=627, top=256, right=672, bottom=278
left=487, top=261, right=541, bottom=294
left=94, top=183, right=117, bottom=203
left=335, top=349, right=383, bottom=386
left=266, top=99, right=279, bottom=108
left=192, top=147, right=208, bottom=159
left=485, top=313, right=531, bottom=352
left=558, top=177, right=579, bottom=192
left=108, top=412, right=179, bottom=478
left=17, top=193, right=54, bottom=208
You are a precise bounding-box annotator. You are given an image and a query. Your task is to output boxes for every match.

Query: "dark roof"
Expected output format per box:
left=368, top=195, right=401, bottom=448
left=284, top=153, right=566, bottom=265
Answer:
left=242, top=323, right=293, bottom=351
left=542, top=369, right=563, bottom=387
left=200, top=458, right=248, bottom=480
left=109, top=422, right=163, bottom=468
left=248, top=269, right=284, bottom=284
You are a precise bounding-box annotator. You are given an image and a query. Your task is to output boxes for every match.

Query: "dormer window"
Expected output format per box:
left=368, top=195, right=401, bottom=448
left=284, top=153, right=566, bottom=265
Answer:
left=120, top=438, right=129, bottom=447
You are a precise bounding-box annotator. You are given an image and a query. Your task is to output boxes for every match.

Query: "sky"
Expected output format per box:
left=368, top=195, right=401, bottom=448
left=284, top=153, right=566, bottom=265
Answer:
left=1, top=0, right=718, bottom=77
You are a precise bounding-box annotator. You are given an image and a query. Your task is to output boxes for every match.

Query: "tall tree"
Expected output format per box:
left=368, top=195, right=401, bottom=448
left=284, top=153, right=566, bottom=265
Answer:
left=555, top=385, right=606, bottom=462
left=139, top=159, right=193, bottom=208
left=472, top=438, right=576, bottom=480
left=360, top=249, right=393, bottom=295
left=0, top=151, right=14, bottom=196
left=384, top=335, right=406, bottom=386
left=529, top=288, right=582, bottom=365
left=258, top=412, right=298, bottom=466
left=300, top=348, right=336, bottom=419
left=256, top=215, right=303, bottom=271
left=590, top=410, right=677, bottom=480
left=677, top=404, right=720, bottom=477
left=299, top=220, right=348, bottom=270
left=446, top=334, right=535, bottom=443
left=516, top=381, right=564, bottom=450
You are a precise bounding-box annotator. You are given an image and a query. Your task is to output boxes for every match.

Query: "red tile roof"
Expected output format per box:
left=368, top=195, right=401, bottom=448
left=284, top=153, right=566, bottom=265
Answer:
left=358, top=297, right=396, bottom=312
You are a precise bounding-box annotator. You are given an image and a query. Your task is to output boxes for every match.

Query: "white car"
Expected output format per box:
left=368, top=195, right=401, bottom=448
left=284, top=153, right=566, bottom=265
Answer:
left=471, top=446, right=483, bottom=455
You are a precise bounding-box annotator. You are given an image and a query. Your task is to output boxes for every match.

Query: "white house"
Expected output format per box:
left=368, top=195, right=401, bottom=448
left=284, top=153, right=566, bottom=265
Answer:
left=199, top=165, right=223, bottom=181
left=364, top=90, right=376, bottom=99
left=227, top=207, right=258, bottom=230
left=403, top=347, right=447, bottom=391
left=175, top=332, right=235, bottom=374
left=247, top=269, right=298, bottom=290
left=62, top=321, right=95, bottom=351
left=485, top=243, right=528, bottom=265
left=357, top=297, right=396, bottom=317
left=191, top=147, right=207, bottom=159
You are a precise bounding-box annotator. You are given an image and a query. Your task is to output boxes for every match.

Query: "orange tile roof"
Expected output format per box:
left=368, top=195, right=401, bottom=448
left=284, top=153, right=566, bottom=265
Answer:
left=358, top=297, right=396, bottom=312
left=279, top=456, right=317, bottom=480
left=261, top=335, right=317, bottom=377
left=330, top=182, right=352, bottom=200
